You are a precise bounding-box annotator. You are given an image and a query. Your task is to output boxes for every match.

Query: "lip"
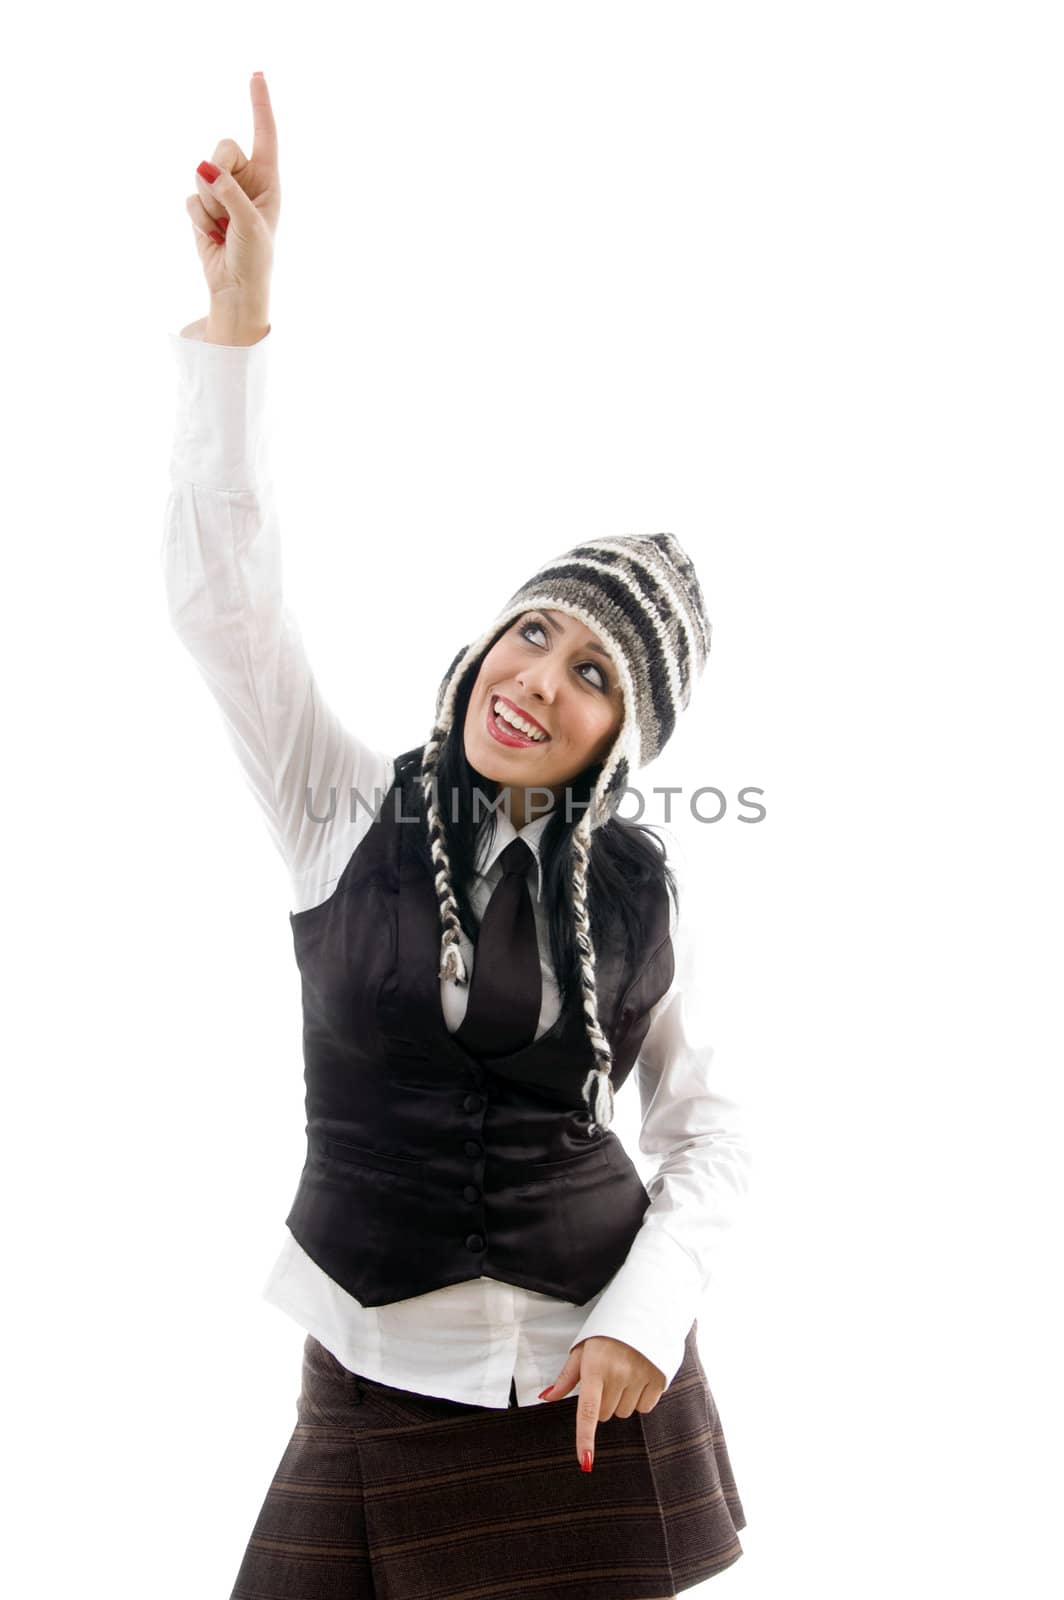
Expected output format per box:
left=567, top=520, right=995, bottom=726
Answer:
left=485, top=693, right=551, bottom=748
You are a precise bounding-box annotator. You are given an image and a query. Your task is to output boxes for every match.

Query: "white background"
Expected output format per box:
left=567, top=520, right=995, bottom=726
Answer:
left=2, top=2, right=1060, bottom=1596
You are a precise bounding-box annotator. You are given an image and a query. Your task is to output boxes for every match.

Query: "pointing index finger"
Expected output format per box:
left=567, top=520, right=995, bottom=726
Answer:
left=576, top=1378, right=601, bottom=1472
left=249, top=71, right=278, bottom=168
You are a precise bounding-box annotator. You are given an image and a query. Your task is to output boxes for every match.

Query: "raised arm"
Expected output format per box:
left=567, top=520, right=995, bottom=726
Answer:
left=163, top=75, right=392, bottom=909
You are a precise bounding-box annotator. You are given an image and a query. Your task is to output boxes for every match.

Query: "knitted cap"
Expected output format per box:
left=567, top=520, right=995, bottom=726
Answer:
left=419, top=532, right=712, bottom=1134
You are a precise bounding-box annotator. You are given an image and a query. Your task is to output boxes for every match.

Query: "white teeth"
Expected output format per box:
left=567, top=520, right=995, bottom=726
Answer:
left=493, top=699, right=547, bottom=740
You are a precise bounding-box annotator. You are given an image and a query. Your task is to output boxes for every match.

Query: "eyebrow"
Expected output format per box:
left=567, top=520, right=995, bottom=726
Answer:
left=536, top=609, right=615, bottom=664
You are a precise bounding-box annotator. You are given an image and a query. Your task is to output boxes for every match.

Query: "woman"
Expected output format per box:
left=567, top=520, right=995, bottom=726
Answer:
left=168, top=72, right=751, bottom=1600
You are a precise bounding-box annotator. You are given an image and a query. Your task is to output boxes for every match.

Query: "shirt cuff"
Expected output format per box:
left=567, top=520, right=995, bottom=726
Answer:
left=168, top=318, right=273, bottom=492
left=568, top=1230, right=705, bottom=1391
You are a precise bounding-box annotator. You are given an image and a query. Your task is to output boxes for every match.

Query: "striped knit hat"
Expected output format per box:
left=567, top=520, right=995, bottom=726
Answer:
left=419, top=532, right=712, bottom=1134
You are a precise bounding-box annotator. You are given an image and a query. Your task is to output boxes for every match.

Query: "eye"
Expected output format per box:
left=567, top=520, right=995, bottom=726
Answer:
left=517, top=618, right=610, bottom=693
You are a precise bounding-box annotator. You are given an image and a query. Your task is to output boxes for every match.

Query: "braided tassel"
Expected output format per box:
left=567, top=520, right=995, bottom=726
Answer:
left=582, top=1066, right=615, bottom=1135
left=420, top=728, right=470, bottom=986
left=571, top=807, right=615, bottom=1134
left=440, top=938, right=467, bottom=984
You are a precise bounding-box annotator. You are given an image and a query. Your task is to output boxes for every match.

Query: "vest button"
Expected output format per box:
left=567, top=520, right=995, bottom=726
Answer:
left=463, top=1093, right=483, bottom=1113
left=463, top=1185, right=480, bottom=1203
left=465, top=1233, right=485, bottom=1252
left=463, top=1140, right=482, bottom=1158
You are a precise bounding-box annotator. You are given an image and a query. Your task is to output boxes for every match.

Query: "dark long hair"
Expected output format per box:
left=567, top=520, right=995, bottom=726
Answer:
left=395, top=632, right=679, bottom=1009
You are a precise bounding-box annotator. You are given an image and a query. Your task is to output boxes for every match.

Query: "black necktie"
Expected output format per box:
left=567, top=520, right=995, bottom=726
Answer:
left=454, top=837, right=542, bottom=1056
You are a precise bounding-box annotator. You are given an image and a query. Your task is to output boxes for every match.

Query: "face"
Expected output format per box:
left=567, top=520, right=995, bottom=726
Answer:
left=462, top=608, right=624, bottom=822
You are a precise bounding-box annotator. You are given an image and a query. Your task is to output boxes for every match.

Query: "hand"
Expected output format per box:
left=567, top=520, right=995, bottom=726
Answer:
left=539, top=1335, right=666, bottom=1471
left=184, top=72, right=279, bottom=317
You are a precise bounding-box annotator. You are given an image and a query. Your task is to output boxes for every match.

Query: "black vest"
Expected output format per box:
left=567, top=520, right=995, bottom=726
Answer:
left=283, top=764, right=675, bottom=1306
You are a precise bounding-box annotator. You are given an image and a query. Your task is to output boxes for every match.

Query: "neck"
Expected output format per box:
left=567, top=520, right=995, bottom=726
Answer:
left=497, top=784, right=558, bottom=832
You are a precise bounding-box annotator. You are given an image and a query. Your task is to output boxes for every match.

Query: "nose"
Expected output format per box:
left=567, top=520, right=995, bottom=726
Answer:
left=516, top=660, right=560, bottom=701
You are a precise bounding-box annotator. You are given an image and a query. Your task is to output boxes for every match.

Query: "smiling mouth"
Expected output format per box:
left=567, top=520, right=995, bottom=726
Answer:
left=486, top=696, right=550, bottom=746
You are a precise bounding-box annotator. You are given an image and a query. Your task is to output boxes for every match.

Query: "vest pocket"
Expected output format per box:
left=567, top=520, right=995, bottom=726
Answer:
left=504, top=1143, right=612, bottom=1183
left=319, top=1134, right=423, bottom=1176
left=529, top=1145, right=611, bottom=1170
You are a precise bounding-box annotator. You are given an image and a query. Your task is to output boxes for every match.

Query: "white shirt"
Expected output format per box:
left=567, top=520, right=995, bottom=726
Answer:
left=162, top=315, right=753, bottom=1409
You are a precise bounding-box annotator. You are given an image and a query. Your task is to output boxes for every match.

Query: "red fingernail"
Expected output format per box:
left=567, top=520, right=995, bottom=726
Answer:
left=217, top=216, right=229, bottom=232
left=538, top=1386, right=554, bottom=1399
left=252, top=71, right=264, bottom=78
left=198, top=161, right=220, bottom=184
left=208, top=230, right=225, bottom=246
left=581, top=1449, right=593, bottom=1473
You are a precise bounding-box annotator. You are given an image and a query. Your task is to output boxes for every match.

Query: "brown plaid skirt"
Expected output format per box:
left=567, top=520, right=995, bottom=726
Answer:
left=228, top=1317, right=746, bottom=1600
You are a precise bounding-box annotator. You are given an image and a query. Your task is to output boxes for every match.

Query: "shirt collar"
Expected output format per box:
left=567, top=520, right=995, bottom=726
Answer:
left=474, top=808, right=553, bottom=901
